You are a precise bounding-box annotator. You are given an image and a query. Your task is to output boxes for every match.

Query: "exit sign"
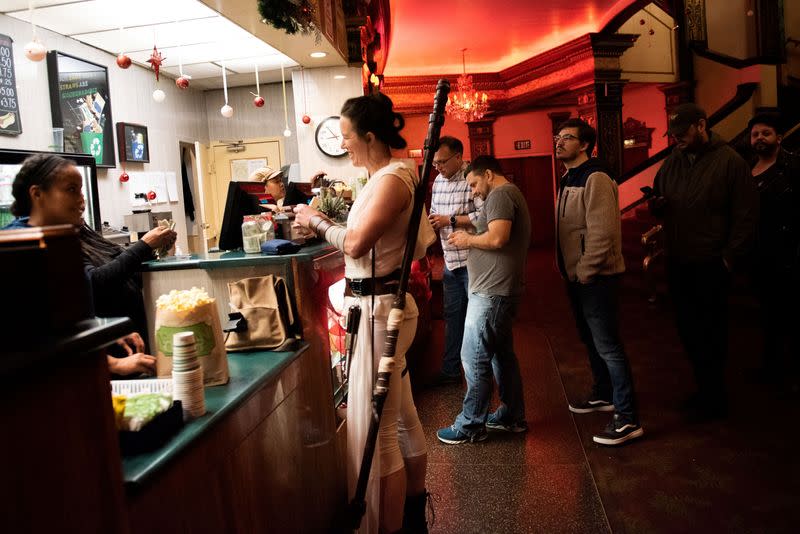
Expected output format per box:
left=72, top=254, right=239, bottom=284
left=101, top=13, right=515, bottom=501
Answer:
left=514, top=139, right=531, bottom=150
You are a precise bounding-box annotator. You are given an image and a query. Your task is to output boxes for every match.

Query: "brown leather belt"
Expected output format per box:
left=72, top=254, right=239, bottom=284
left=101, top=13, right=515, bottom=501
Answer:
left=345, top=270, right=401, bottom=297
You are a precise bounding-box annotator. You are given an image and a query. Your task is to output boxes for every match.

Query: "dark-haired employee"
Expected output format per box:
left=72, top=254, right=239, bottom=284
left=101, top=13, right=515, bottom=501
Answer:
left=4, top=153, right=176, bottom=375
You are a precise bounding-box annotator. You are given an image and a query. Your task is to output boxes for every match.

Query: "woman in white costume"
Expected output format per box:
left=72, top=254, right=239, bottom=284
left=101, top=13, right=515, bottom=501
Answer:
left=294, top=93, right=432, bottom=534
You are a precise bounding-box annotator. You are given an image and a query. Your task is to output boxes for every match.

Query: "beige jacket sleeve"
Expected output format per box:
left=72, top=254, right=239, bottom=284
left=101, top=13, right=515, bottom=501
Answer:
left=576, top=172, right=620, bottom=283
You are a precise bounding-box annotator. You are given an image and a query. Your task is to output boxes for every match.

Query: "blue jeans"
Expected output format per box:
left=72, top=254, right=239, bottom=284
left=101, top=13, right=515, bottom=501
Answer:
left=566, top=275, right=638, bottom=419
left=442, top=265, right=470, bottom=377
left=454, top=292, right=525, bottom=435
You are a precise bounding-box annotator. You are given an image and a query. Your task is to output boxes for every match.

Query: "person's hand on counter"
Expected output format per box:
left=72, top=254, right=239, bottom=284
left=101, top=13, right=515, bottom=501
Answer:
left=142, top=225, right=177, bottom=250
left=108, top=353, right=157, bottom=376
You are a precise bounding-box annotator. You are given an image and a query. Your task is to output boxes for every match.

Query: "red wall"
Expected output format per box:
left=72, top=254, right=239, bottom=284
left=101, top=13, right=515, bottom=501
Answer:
left=399, top=107, right=574, bottom=161
left=622, top=83, right=669, bottom=158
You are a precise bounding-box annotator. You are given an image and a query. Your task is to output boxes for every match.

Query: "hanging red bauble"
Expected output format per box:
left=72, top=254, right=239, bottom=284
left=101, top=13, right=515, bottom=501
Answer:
left=147, top=190, right=157, bottom=201
left=253, top=96, right=265, bottom=107
left=302, top=114, right=311, bottom=124
left=176, top=76, right=190, bottom=89
left=116, top=53, right=131, bottom=69
left=119, top=172, right=129, bottom=183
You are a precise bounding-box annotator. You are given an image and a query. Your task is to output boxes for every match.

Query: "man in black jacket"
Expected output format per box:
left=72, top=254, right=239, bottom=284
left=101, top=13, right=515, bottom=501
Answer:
left=651, top=103, right=758, bottom=421
left=748, top=112, right=799, bottom=382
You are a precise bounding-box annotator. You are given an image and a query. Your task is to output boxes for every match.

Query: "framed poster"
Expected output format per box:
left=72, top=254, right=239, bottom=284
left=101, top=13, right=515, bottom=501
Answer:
left=46, top=51, right=115, bottom=167
left=116, top=122, right=150, bottom=163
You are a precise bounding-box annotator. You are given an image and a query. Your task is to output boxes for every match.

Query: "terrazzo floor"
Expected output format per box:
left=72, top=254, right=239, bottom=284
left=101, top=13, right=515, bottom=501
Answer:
left=409, top=248, right=800, bottom=533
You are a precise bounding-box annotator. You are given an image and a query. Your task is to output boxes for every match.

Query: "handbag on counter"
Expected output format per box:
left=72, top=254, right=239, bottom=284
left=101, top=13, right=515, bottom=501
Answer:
left=225, top=274, right=300, bottom=352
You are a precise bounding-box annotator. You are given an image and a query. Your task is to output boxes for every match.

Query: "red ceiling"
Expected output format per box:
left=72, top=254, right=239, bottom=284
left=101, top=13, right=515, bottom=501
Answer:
left=385, top=0, right=638, bottom=76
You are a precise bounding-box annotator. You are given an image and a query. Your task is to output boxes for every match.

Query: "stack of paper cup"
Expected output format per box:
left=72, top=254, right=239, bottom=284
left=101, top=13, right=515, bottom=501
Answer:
left=172, top=331, right=206, bottom=420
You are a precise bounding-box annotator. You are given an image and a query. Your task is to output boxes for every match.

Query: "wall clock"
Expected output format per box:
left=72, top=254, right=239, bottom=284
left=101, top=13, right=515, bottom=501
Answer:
left=315, top=116, right=347, bottom=158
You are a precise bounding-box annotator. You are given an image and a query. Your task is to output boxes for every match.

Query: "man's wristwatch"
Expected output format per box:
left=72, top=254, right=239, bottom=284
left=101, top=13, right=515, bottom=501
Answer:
left=449, top=215, right=457, bottom=227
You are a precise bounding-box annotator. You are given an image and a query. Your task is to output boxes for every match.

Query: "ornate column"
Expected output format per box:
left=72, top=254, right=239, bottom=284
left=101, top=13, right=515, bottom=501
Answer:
left=466, top=120, right=495, bottom=159
left=571, top=34, right=636, bottom=178
left=578, top=80, right=626, bottom=177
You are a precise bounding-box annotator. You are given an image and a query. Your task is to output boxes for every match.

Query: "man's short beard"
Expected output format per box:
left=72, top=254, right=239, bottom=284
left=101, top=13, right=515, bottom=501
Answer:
left=752, top=142, right=778, bottom=156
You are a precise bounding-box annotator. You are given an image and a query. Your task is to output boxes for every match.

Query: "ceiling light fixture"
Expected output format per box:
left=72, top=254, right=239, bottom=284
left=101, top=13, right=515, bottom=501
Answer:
left=310, top=51, right=326, bottom=58
left=446, top=48, right=489, bottom=123
left=333, top=75, right=346, bottom=79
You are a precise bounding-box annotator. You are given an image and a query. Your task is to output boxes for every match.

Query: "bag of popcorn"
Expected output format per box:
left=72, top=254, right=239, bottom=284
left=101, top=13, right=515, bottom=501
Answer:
left=154, top=287, right=229, bottom=386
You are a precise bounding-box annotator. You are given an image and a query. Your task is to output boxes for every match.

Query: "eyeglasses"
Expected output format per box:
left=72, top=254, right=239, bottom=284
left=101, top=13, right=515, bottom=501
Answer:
left=553, top=134, right=579, bottom=144
left=433, top=153, right=457, bottom=167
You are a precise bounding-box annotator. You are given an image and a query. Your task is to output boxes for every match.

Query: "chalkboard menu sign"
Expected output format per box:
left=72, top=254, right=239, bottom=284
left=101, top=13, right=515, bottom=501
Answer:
left=0, top=34, right=22, bottom=136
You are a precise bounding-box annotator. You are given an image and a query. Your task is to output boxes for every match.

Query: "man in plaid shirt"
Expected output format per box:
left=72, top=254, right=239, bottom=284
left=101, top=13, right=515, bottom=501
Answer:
left=428, top=136, right=482, bottom=385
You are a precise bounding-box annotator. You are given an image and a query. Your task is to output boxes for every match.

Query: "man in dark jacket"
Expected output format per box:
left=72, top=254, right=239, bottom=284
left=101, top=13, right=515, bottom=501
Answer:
left=748, top=112, right=799, bottom=382
left=651, top=103, right=758, bottom=421
left=556, top=118, right=643, bottom=446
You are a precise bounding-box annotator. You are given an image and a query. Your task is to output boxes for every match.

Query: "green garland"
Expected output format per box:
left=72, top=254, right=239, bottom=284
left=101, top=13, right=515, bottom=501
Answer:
left=257, top=0, right=316, bottom=35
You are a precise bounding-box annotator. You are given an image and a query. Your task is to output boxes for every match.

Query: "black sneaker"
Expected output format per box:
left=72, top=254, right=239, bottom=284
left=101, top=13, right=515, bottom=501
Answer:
left=592, top=414, right=644, bottom=446
left=486, top=412, right=528, bottom=433
left=568, top=396, right=615, bottom=414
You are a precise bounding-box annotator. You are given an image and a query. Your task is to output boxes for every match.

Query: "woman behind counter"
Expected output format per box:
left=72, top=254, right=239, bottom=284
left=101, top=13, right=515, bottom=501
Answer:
left=250, top=165, right=309, bottom=211
left=294, top=94, right=433, bottom=533
left=5, top=153, right=176, bottom=375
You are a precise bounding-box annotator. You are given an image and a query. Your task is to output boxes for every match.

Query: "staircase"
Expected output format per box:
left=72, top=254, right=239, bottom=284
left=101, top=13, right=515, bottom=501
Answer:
left=621, top=205, right=666, bottom=302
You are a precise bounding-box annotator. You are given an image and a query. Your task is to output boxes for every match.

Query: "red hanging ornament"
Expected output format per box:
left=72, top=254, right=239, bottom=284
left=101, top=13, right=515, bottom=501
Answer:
left=147, top=46, right=165, bottom=81
left=119, top=171, right=129, bottom=183
left=176, top=76, right=190, bottom=89
left=253, top=95, right=265, bottom=107
left=300, top=68, right=311, bottom=125
left=116, top=53, right=131, bottom=69
left=147, top=190, right=157, bottom=201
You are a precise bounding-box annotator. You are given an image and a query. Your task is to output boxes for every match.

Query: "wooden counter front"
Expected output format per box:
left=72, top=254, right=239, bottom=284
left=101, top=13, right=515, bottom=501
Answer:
left=125, top=346, right=345, bottom=533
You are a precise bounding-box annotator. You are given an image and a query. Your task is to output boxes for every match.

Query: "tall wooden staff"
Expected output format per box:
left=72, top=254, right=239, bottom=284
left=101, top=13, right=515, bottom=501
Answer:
left=344, top=79, right=450, bottom=529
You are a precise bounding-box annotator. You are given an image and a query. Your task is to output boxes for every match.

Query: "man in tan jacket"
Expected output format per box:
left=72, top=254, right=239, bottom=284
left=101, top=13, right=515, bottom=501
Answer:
left=555, top=118, right=643, bottom=446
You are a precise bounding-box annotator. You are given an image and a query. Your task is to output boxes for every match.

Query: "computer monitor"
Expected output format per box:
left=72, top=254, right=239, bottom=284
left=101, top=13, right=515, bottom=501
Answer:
left=218, top=182, right=264, bottom=251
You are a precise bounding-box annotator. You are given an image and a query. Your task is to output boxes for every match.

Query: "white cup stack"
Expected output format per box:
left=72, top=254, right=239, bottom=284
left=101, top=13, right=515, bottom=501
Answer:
left=171, top=331, right=206, bottom=420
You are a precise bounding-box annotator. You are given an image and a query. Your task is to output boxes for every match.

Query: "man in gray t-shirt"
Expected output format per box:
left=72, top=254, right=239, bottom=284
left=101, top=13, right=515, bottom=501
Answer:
left=467, top=183, right=531, bottom=296
left=436, top=155, right=532, bottom=445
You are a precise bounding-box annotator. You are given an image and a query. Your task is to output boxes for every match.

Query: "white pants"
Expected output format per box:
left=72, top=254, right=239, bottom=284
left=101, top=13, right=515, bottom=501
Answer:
left=345, top=293, right=427, bottom=533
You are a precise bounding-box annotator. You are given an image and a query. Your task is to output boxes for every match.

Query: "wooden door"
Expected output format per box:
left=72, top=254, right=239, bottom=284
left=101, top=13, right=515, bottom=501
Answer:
left=205, top=137, right=284, bottom=249
left=499, top=156, right=555, bottom=248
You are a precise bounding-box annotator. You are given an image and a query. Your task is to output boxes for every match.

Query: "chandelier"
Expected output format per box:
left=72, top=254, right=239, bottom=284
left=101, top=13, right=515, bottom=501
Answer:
left=446, top=48, right=489, bottom=123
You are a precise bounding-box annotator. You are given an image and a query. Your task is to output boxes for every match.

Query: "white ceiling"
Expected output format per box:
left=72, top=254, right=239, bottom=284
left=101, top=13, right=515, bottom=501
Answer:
left=2, top=0, right=342, bottom=89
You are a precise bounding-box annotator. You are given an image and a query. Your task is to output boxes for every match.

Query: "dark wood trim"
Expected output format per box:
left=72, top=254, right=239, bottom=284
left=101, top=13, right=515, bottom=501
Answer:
left=755, top=0, right=786, bottom=62
left=690, top=43, right=783, bottom=69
